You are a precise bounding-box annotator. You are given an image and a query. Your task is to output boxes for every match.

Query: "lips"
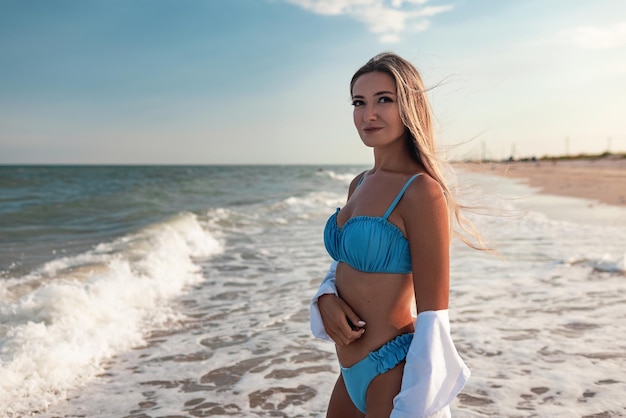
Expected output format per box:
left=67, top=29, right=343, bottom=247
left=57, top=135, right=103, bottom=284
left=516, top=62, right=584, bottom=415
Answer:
left=363, top=126, right=383, bottom=134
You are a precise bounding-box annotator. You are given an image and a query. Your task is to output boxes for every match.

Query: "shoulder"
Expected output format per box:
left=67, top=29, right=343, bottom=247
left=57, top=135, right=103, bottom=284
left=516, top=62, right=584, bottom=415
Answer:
left=402, top=173, right=447, bottom=216
left=401, top=173, right=450, bottom=243
left=405, top=173, right=445, bottom=201
left=347, top=170, right=368, bottom=196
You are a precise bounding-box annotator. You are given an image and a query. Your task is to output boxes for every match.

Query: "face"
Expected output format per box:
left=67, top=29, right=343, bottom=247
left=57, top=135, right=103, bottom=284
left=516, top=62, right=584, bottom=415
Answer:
left=351, top=71, right=406, bottom=148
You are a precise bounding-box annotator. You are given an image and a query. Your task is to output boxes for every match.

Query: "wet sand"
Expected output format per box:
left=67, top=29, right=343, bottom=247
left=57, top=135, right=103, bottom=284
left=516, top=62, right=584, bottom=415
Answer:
left=455, top=156, right=626, bottom=206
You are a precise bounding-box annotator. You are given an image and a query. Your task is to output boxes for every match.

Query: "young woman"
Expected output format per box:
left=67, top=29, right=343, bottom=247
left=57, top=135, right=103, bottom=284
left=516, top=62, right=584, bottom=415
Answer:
left=311, top=53, right=478, bottom=417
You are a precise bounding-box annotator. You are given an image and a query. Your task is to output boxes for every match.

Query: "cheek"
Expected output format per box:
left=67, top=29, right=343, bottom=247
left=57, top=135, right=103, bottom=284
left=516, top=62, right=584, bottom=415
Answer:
left=394, top=115, right=405, bottom=131
left=353, top=109, right=360, bottom=126
left=393, top=110, right=405, bottom=131
left=386, top=109, right=403, bottom=130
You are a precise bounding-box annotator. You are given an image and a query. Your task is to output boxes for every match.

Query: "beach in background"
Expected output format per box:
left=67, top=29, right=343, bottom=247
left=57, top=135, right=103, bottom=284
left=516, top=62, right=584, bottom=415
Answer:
left=0, top=162, right=625, bottom=417
left=457, top=155, right=626, bottom=207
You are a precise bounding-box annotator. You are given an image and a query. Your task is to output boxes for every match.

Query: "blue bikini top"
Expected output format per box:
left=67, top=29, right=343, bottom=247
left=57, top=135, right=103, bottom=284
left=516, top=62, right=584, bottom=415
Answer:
left=324, top=173, right=422, bottom=274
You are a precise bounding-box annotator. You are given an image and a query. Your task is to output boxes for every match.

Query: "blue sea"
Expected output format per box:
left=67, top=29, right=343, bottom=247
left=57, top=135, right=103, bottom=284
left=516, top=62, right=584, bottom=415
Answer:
left=0, top=165, right=625, bottom=417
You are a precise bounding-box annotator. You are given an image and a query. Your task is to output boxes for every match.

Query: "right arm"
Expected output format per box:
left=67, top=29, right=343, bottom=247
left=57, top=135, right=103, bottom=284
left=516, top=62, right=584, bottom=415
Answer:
left=309, top=261, right=366, bottom=345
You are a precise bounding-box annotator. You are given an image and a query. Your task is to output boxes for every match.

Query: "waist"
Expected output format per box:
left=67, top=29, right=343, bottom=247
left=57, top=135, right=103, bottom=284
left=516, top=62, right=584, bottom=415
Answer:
left=339, top=333, right=414, bottom=370
left=336, top=320, right=415, bottom=368
left=336, top=261, right=414, bottom=283
left=335, top=262, right=415, bottom=367
left=332, top=257, right=412, bottom=274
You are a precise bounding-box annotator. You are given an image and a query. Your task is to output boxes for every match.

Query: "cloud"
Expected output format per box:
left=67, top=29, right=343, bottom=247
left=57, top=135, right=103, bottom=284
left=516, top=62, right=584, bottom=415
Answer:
left=283, top=0, right=453, bottom=43
left=563, top=22, right=626, bottom=49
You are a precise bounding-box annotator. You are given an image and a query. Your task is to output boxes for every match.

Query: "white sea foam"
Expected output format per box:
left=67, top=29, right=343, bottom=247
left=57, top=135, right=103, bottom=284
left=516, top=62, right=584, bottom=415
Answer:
left=276, top=191, right=344, bottom=216
left=206, top=191, right=343, bottom=233
left=315, top=169, right=356, bottom=183
left=0, top=212, right=223, bottom=417
left=587, top=252, right=625, bottom=273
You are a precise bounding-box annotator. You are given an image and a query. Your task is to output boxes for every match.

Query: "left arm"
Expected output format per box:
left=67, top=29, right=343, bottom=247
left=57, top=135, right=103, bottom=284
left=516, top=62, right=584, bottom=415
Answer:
left=390, top=176, right=470, bottom=418
left=405, top=175, right=450, bottom=314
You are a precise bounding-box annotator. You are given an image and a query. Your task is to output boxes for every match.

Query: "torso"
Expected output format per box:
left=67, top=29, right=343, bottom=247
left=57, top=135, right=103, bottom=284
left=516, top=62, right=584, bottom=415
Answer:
left=325, top=170, right=424, bottom=367
left=335, top=263, right=415, bottom=367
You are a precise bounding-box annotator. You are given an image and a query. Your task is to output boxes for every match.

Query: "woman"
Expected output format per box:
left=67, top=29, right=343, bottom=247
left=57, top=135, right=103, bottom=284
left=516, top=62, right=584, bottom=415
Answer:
left=311, top=53, right=479, bottom=417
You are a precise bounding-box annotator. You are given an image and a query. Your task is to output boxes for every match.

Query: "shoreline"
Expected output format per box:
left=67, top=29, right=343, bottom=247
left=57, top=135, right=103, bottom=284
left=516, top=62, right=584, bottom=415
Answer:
left=455, top=156, right=626, bottom=207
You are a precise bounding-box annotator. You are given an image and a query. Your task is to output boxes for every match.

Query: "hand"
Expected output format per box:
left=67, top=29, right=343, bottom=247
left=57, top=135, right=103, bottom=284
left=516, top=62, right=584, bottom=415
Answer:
left=318, top=294, right=366, bottom=346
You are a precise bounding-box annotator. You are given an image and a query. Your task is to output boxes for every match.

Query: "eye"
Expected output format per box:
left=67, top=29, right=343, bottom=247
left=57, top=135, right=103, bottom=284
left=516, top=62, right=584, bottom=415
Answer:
left=378, top=96, right=394, bottom=103
left=351, top=99, right=365, bottom=107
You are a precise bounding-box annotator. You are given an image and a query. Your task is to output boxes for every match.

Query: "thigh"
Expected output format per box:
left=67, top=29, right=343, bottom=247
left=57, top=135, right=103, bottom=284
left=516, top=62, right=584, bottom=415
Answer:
left=326, top=373, right=364, bottom=418
left=365, top=361, right=405, bottom=417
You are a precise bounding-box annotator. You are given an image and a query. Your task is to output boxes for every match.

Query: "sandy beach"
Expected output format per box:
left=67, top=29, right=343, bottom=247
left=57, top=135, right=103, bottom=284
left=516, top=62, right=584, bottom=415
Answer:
left=456, top=156, right=626, bottom=207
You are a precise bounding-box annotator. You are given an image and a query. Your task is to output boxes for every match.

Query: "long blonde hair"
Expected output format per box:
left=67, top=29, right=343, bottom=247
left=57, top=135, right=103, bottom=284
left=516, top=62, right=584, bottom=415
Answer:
left=351, top=52, right=487, bottom=250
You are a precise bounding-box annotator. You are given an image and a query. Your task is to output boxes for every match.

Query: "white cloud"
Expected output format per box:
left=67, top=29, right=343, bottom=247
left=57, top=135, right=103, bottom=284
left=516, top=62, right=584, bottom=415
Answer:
left=391, top=0, right=428, bottom=7
left=283, top=0, right=373, bottom=16
left=564, top=22, right=626, bottom=49
left=283, top=0, right=453, bottom=43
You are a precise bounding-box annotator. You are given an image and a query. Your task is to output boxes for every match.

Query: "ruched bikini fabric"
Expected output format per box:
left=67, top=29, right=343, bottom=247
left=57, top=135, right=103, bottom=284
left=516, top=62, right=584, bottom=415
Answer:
left=340, top=333, right=414, bottom=413
left=324, top=210, right=413, bottom=273
left=368, top=333, right=413, bottom=373
left=323, top=174, right=421, bottom=274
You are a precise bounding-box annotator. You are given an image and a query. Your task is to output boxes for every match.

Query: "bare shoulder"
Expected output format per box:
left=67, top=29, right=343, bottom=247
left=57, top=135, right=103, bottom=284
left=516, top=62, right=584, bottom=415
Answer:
left=401, top=173, right=447, bottom=217
left=347, top=170, right=368, bottom=197
left=405, top=173, right=445, bottom=202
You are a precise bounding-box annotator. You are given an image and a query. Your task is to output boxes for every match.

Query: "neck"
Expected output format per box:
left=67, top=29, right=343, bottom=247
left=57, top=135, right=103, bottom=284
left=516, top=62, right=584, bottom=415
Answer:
left=371, top=139, right=420, bottom=174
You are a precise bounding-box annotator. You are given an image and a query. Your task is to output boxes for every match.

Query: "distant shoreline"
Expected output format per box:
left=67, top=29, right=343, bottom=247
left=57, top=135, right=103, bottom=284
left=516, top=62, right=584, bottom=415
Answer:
left=455, top=154, right=626, bottom=206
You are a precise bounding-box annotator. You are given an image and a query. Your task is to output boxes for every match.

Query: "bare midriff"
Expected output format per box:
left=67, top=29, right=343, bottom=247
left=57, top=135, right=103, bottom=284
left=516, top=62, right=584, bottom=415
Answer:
left=335, top=261, right=415, bottom=368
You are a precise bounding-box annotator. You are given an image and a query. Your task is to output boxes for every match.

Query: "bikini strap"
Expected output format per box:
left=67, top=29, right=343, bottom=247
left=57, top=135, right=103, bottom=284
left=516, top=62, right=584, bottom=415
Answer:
left=356, top=171, right=367, bottom=187
left=382, top=174, right=422, bottom=219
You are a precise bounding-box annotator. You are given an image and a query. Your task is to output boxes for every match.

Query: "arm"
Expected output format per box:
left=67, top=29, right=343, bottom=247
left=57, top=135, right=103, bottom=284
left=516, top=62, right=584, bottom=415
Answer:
left=310, top=261, right=366, bottom=345
left=310, top=261, right=339, bottom=342
left=390, top=176, right=470, bottom=417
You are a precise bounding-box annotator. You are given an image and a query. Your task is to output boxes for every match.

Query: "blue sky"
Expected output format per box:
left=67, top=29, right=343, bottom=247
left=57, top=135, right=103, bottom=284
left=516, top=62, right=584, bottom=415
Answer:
left=1, top=0, right=625, bottom=164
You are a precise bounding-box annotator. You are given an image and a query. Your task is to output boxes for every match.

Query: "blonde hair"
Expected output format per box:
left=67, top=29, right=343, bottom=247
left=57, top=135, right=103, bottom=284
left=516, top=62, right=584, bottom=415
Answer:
left=351, top=52, right=487, bottom=250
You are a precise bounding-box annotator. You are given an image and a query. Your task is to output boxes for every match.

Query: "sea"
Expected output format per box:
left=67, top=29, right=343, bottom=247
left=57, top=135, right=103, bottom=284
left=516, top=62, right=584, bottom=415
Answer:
left=0, top=165, right=624, bottom=418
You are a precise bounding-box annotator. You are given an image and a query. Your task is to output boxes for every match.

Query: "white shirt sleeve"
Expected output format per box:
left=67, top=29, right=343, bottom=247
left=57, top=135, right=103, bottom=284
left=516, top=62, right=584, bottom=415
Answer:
left=391, top=309, right=470, bottom=418
left=309, top=260, right=339, bottom=342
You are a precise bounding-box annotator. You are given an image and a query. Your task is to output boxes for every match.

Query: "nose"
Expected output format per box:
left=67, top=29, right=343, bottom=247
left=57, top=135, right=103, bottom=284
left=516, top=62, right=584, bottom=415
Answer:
left=362, top=103, right=377, bottom=121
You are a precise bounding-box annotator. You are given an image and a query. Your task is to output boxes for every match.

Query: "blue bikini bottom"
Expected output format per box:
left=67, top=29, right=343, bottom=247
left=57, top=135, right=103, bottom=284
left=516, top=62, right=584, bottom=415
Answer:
left=340, top=333, right=413, bottom=413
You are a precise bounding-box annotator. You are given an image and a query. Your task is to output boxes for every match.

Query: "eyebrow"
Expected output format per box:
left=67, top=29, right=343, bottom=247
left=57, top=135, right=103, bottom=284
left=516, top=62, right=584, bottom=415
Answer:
left=352, top=90, right=396, bottom=98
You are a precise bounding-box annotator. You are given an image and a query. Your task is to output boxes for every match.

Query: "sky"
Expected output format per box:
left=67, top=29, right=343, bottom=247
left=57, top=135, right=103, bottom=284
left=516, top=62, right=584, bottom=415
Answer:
left=1, top=0, right=625, bottom=164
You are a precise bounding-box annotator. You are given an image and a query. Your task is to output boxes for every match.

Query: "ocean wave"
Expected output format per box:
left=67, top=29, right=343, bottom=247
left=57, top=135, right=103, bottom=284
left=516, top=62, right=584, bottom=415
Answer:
left=276, top=191, right=344, bottom=213
left=315, top=169, right=356, bottom=183
left=0, top=212, right=223, bottom=417
left=205, top=191, right=344, bottom=233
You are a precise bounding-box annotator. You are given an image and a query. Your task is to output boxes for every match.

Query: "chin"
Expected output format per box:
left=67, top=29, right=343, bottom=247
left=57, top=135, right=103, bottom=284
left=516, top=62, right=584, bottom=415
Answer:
left=360, top=137, right=396, bottom=149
